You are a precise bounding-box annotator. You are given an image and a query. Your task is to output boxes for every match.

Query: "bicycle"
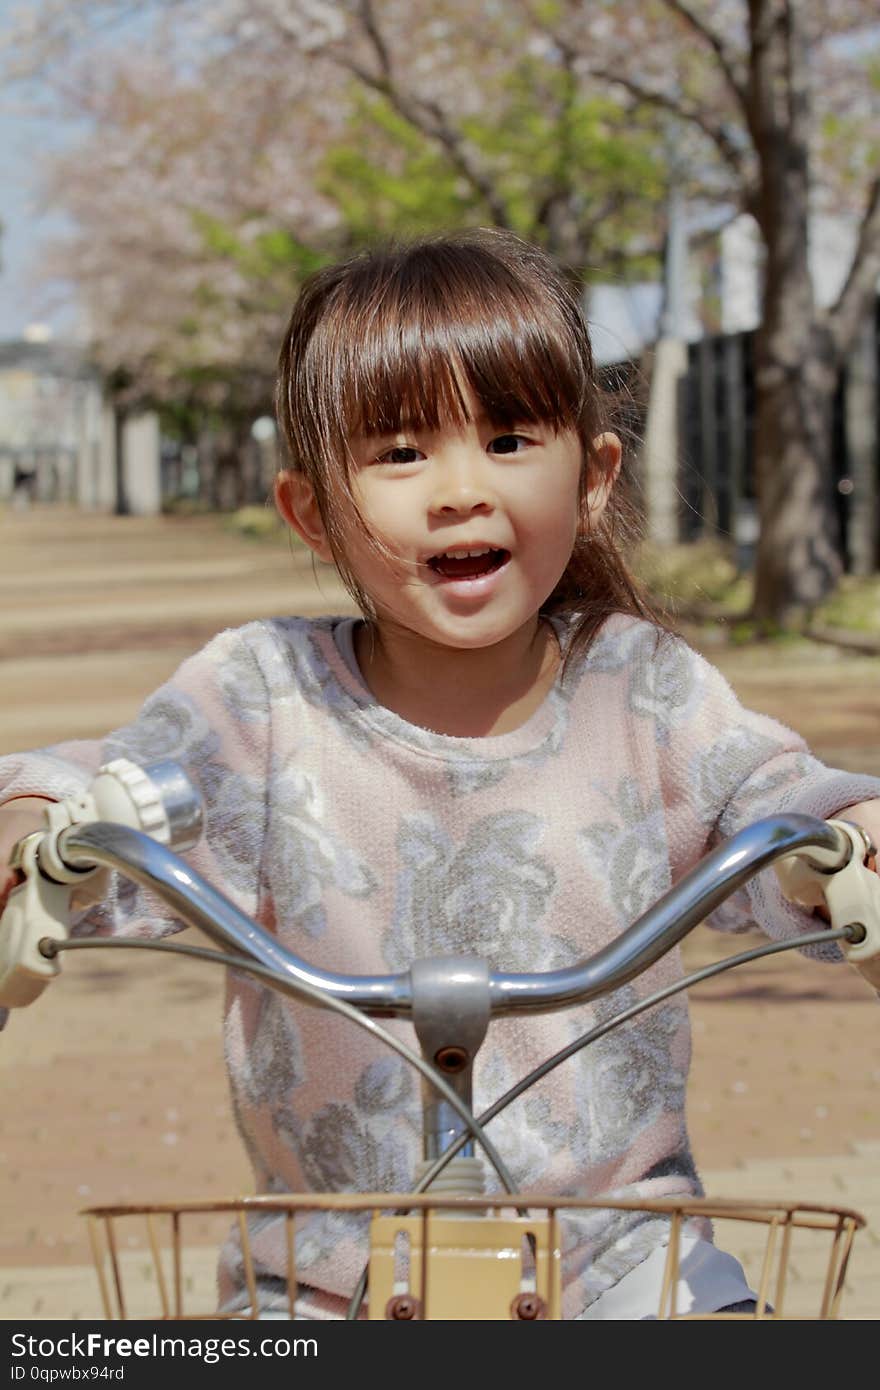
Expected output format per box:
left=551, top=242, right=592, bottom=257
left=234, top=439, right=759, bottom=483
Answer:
left=1, top=758, right=878, bottom=1320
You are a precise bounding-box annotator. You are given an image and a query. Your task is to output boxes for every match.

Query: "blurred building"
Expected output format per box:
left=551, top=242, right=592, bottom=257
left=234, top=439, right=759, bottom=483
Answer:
left=0, top=329, right=160, bottom=513
left=587, top=210, right=870, bottom=362
left=598, top=211, right=880, bottom=570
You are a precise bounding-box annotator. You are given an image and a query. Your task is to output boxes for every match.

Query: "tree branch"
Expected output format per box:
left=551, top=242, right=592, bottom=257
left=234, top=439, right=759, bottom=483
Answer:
left=744, top=0, right=778, bottom=147
left=586, top=66, right=753, bottom=194
left=782, top=1, right=810, bottom=167
left=342, top=57, right=514, bottom=229
left=659, top=0, right=750, bottom=121
left=828, top=174, right=880, bottom=363
left=523, top=0, right=754, bottom=189
left=551, top=32, right=579, bottom=206
left=356, top=0, right=393, bottom=82
left=340, top=1, right=514, bottom=229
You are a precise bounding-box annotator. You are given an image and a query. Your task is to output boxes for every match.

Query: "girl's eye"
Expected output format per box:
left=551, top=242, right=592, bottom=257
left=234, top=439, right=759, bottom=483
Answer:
left=488, top=433, right=530, bottom=455
left=375, top=445, right=424, bottom=465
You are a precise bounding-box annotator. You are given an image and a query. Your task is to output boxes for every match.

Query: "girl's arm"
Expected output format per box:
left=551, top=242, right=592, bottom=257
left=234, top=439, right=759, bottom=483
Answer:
left=0, top=626, right=271, bottom=938
left=652, top=634, right=880, bottom=966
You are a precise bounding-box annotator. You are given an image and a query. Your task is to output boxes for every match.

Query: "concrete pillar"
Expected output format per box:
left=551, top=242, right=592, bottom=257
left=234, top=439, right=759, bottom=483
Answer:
left=73, top=380, right=98, bottom=509
left=642, top=337, right=688, bottom=546
left=122, top=411, right=161, bottom=515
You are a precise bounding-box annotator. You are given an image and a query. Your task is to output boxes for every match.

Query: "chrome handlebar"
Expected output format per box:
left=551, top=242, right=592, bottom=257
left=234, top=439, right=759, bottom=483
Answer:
left=57, top=811, right=852, bottom=1019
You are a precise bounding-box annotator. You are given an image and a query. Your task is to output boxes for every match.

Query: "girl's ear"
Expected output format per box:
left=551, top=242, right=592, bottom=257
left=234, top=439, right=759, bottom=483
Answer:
left=274, top=470, right=335, bottom=564
left=582, top=432, right=622, bottom=529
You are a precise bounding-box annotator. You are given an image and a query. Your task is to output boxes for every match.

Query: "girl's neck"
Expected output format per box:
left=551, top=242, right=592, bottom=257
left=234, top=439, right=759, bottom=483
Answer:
left=353, top=617, right=560, bottom=737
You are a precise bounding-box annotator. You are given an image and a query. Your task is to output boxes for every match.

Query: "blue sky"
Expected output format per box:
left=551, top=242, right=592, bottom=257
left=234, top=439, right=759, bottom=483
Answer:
left=0, top=0, right=88, bottom=340
left=0, top=101, right=75, bottom=340
left=0, top=0, right=172, bottom=342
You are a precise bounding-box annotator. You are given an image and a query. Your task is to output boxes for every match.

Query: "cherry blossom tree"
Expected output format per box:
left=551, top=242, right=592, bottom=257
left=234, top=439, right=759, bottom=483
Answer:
left=211, top=0, right=880, bottom=620
left=5, top=1, right=879, bottom=621
left=2, top=3, right=661, bottom=519
left=33, top=36, right=346, bottom=412
left=520, top=0, right=880, bottom=624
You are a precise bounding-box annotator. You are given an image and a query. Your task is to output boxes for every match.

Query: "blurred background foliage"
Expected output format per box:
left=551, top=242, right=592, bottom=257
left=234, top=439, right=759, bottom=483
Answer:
left=2, top=1, right=879, bottom=629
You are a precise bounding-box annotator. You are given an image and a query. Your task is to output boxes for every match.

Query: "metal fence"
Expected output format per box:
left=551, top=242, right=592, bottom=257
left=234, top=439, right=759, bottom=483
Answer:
left=678, top=295, right=880, bottom=572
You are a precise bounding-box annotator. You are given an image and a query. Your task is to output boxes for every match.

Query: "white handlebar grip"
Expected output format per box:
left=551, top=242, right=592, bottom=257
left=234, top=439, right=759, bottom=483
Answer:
left=0, top=760, right=201, bottom=1010
left=89, top=759, right=172, bottom=841
left=772, top=853, right=828, bottom=909
left=0, top=833, right=71, bottom=1008
left=37, top=758, right=176, bottom=884
left=775, top=819, right=880, bottom=963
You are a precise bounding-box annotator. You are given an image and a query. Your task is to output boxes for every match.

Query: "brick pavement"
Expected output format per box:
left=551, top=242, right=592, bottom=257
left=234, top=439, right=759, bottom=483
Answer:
left=0, top=508, right=877, bottom=1320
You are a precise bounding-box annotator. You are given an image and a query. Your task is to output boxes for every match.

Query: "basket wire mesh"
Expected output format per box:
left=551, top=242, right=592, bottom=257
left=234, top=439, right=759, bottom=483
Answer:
left=83, top=1191, right=865, bottom=1321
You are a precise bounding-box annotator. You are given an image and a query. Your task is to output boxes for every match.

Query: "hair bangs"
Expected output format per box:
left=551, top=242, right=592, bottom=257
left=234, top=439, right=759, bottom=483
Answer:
left=316, top=240, right=590, bottom=453
left=336, top=325, right=474, bottom=442
left=455, top=313, right=587, bottom=435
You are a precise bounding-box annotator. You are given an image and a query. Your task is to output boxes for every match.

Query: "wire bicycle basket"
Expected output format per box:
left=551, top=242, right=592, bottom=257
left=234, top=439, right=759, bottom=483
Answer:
left=84, top=1191, right=864, bottom=1320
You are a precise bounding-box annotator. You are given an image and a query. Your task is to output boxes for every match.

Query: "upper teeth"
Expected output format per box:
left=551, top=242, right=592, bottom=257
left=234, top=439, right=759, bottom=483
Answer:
left=437, top=548, right=492, bottom=559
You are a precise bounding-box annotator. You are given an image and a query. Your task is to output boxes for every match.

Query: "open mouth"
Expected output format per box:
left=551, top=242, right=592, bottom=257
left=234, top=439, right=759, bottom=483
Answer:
left=427, top=547, right=510, bottom=580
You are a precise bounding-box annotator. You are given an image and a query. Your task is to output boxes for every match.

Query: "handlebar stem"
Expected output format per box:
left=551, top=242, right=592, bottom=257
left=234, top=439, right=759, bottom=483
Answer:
left=410, top=956, right=491, bottom=1162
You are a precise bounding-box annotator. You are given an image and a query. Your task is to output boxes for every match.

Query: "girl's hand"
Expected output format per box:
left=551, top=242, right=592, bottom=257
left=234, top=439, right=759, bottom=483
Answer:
left=837, top=799, right=880, bottom=861
left=829, top=799, right=880, bottom=992
left=0, top=797, right=54, bottom=916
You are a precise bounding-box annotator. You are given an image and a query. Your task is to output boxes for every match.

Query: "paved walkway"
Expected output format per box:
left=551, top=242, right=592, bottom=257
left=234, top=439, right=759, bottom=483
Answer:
left=0, top=507, right=877, bottom=1320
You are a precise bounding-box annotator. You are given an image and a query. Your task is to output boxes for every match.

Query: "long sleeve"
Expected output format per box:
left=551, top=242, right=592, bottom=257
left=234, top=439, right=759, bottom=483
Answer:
left=0, top=627, right=272, bottom=938
left=654, top=635, right=880, bottom=952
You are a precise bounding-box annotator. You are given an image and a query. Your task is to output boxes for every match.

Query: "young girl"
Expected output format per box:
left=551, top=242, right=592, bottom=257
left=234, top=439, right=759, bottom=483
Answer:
left=1, top=229, right=878, bottom=1319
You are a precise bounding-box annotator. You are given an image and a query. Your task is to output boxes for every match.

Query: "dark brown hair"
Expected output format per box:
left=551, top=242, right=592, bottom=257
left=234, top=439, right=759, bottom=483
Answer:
left=275, top=228, right=667, bottom=668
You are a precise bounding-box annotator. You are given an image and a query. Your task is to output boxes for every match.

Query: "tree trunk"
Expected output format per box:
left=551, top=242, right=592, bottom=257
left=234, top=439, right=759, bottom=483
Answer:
left=844, top=313, right=880, bottom=576
left=747, top=1, right=842, bottom=627
left=750, top=322, right=841, bottom=625
left=113, top=406, right=130, bottom=517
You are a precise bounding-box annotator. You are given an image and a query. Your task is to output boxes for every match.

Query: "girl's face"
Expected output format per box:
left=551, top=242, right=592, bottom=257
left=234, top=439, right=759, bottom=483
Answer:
left=278, top=388, right=619, bottom=653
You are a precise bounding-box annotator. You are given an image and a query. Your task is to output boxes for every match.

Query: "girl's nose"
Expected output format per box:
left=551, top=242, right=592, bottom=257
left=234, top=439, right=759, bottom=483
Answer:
left=428, top=455, right=496, bottom=516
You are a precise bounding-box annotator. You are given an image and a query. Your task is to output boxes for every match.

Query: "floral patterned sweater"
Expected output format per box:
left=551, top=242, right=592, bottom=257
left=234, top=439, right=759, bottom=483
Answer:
left=2, top=612, right=878, bottom=1318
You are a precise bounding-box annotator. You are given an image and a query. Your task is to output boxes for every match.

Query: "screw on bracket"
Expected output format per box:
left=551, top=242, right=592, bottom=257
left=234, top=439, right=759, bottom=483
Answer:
left=510, top=1292, right=546, bottom=1320
left=434, top=1045, right=469, bottom=1073
left=386, top=1294, right=421, bottom=1320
